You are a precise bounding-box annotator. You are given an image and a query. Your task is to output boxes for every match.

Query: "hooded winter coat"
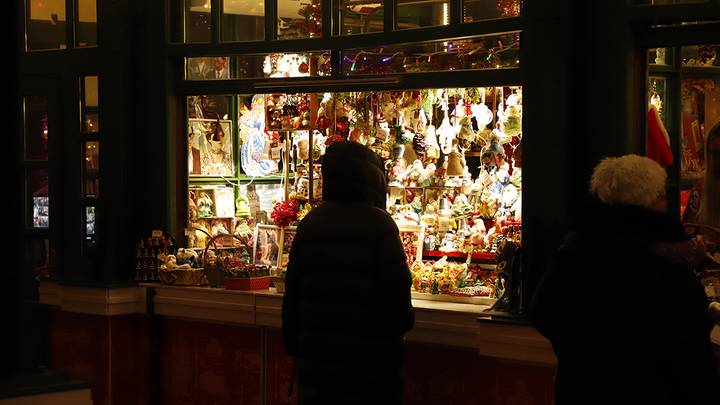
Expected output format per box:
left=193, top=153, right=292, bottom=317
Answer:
left=530, top=200, right=718, bottom=405
left=282, top=141, right=415, bottom=405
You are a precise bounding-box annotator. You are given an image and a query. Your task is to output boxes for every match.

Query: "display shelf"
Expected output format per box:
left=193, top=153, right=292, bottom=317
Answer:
left=423, top=250, right=497, bottom=261
left=411, top=291, right=496, bottom=306
left=388, top=185, right=464, bottom=190
left=187, top=245, right=248, bottom=250
left=192, top=216, right=237, bottom=220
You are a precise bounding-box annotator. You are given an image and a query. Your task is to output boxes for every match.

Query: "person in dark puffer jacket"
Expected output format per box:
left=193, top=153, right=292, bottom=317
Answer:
left=282, top=141, right=415, bottom=405
left=530, top=155, right=718, bottom=405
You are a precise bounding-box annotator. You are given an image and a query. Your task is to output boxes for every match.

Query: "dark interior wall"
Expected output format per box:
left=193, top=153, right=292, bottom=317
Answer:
left=521, top=0, right=571, bottom=310
left=6, top=0, right=21, bottom=378
left=566, top=0, right=645, bottom=216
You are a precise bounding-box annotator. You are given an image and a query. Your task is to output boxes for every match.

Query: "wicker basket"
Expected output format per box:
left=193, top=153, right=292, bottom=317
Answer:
left=159, top=267, right=207, bottom=286
left=203, top=233, right=254, bottom=288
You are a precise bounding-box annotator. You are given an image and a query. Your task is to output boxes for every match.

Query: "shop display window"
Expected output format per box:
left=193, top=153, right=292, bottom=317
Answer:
left=181, top=86, right=522, bottom=305
left=185, top=52, right=331, bottom=80
left=341, top=33, right=520, bottom=75
left=681, top=44, right=720, bottom=68
left=339, top=0, right=384, bottom=35
left=629, top=0, right=709, bottom=4
left=81, top=76, right=99, bottom=133
left=187, top=0, right=213, bottom=43
left=25, top=0, right=67, bottom=51
left=648, top=48, right=669, bottom=66
left=647, top=43, right=720, bottom=238
left=277, top=0, right=322, bottom=39
left=24, top=96, right=49, bottom=161
left=76, top=0, right=97, bottom=47
left=84, top=206, right=96, bottom=250
left=463, top=0, right=521, bottom=23
left=222, top=0, right=265, bottom=42
left=83, top=141, right=99, bottom=197
left=27, top=169, right=49, bottom=229
left=396, top=0, right=450, bottom=30
left=25, top=238, right=54, bottom=280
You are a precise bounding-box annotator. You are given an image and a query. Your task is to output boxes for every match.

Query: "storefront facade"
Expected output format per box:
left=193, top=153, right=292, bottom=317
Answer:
left=9, top=0, right=720, bottom=404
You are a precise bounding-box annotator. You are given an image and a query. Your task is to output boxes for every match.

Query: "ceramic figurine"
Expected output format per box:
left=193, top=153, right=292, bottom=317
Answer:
left=386, top=144, right=407, bottom=187
left=197, top=192, right=214, bottom=218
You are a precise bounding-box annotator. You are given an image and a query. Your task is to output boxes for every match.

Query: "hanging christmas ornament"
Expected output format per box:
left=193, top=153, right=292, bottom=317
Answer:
left=298, top=62, right=309, bottom=74
left=437, top=112, right=456, bottom=155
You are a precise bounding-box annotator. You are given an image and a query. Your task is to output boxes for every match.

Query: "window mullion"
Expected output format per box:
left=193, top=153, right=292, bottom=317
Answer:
left=384, top=0, right=395, bottom=32
left=265, top=0, right=276, bottom=40
left=67, top=0, right=76, bottom=48
left=451, top=0, right=462, bottom=25
left=212, top=0, right=222, bottom=43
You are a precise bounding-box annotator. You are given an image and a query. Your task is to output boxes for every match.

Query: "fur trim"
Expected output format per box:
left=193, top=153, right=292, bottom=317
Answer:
left=590, top=154, right=666, bottom=209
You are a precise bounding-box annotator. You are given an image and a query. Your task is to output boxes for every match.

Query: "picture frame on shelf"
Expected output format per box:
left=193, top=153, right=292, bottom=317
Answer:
left=188, top=118, right=234, bottom=176
left=253, top=224, right=281, bottom=268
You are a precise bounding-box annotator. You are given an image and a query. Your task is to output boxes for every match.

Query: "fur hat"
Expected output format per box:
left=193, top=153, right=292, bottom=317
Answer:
left=589, top=154, right=666, bottom=209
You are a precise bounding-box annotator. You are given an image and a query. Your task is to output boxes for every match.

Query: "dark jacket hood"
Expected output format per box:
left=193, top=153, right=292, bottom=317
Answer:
left=570, top=197, right=685, bottom=244
left=321, top=141, right=386, bottom=210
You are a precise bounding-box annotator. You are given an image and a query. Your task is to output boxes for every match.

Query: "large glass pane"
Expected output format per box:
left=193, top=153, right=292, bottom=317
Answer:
left=340, top=0, right=384, bottom=35
left=25, top=238, right=54, bottom=279
left=681, top=44, right=719, bottom=68
left=26, top=0, right=67, bottom=51
left=84, top=206, right=96, bottom=250
left=341, top=33, right=520, bottom=75
left=24, top=96, right=49, bottom=161
left=223, top=0, right=264, bottom=41
left=648, top=48, right=669, bottom=66
left=83, top=142, right=99, bottom=197
left=76, top=0, right=97, bottom=47
left=673, top=76, right=720, bottom=224
left=188, top=0, right=212, bottom=43
left=277, top=0, right=322, bottom=39
left=185, top=52, right=331, bottom=80
left=464, top=0, right=520, bottom=23
left=648, top=77, right=667, bottom=124
left=396, top=0, right=449, bottom=30
left=81, top=76, right=99, bottom=132
left=629, top=0, right=708, bottom=4
left=27, top=169, right=49, bottom=229
left=187, top=95, right=235, bottom=176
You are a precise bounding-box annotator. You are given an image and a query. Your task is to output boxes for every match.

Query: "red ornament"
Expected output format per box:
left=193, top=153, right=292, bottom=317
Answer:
left=317, top=116, right=330, bottom=130
left=298, top=62, right=309, bottom=74
left=270, top=199, right=300, bottom=227
left=336, top=120, right=347, bottom=133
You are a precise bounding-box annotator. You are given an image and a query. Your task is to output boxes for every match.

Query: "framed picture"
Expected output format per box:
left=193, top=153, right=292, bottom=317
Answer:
left=398, top=223, right=425, bottom=267
left=253, top=224, right=281, bottom=268
left=188, top=118, right=234, bottom=176
left=278, top=226, right=297, bottom=269
left=186, top=56, right=230, bottom=80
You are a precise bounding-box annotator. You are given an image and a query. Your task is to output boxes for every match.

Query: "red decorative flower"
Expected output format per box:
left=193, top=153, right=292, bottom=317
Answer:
left=270, top=199, right=300, bottom=227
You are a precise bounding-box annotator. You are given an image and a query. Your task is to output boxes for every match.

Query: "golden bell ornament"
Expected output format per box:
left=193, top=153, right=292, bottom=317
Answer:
left=446, top=150, right=465, bottom=177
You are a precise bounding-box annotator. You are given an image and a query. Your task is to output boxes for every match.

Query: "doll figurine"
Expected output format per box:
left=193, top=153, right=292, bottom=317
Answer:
left=404, top=160, right=424, bottom=188
left=197, top=192, right=214, bottom=218
left=439, top=232, right=457, bottom=253
left=233, top=217, right=252, bottom=239
left=386, top=144, right=407, bottom=187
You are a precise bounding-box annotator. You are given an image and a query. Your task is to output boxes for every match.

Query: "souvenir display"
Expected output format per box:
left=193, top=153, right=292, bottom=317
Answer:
left=182, top=86, right=522, bottom=303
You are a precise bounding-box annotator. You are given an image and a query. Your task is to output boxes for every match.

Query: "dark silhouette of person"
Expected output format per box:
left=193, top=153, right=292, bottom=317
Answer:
left=282, top=141, right=414, bottom=404
left=530, top=154, right=718, bottom=405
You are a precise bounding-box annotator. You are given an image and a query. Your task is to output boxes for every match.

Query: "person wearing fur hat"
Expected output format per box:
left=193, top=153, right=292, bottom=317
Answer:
left=530, top=154, right=718, bottom=405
